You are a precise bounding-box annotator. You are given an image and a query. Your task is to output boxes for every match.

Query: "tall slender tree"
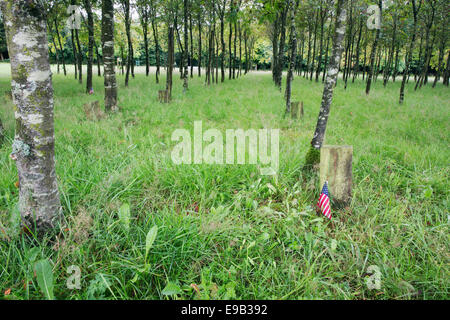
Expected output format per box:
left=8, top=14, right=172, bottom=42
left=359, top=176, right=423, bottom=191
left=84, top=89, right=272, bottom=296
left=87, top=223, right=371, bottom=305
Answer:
left=53, top=17, right=67, bottom=76
left=121, top=0, right=132, bottom=87
left=1, top=0, right=62, bottom=234
left=365, top=0, right=382, bottom=95
left=285, top=0, right=298, bottom=116
left=83, top=0, right=94, bottom=94
left=218, top=0, right=227, bottom=82
left=197, top=3, right=203, bottom=77
left=415, top=0, right=436, bottom=90
left=102, top=0, right=118, bottom=112
left=150, top=0, right=161, bottom=83
left=305, top=0, right=348, bottom=166
left=183, top=0, right=189, bottom=92
left=274, top=2, right=288, bottom=89
left=137, top=0, right=151, bottom=77
left=167, top=25, right=175, bottom=99
left=399, top=0, right=422, bottom=104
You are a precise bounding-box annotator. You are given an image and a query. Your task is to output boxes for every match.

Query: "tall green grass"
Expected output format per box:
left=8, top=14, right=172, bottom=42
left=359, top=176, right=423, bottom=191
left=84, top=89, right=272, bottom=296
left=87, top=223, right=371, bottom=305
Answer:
left=0, top=63, right=448, bottom=299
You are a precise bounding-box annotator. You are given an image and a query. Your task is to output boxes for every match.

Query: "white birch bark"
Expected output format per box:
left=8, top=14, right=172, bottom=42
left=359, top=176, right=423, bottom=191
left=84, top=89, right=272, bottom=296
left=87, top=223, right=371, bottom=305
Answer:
left=1, top=0, right=62, bottom=233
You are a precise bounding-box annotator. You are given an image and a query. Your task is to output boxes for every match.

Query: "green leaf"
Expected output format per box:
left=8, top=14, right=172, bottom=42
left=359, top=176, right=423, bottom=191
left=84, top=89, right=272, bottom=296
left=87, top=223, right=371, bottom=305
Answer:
left=161, top=282, right=182, bottom=296
left=34, top=259, right=54, bottom=300
left=422, top=186, right=433, bottom=199
left=118, top=203, right=131, bottom=232
left=145, top=225, right=158, bottom=260
left=26, top=247, right=40, bottom=263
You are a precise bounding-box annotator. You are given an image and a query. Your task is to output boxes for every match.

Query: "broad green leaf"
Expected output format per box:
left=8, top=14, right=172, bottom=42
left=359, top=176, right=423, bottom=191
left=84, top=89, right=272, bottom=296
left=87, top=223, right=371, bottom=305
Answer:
left=145, top=225, right=158, bottom=259
left=34, top=259, right=54, bottom=300
left=162, top=282, right=182, bottom=296
left=118, top=203, right=131, bottom=232
left=26, top=247, right=40, bottom=262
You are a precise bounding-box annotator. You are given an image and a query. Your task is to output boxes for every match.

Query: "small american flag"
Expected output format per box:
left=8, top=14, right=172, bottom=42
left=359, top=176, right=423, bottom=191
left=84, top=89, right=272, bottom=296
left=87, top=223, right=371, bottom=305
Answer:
left=317, top=181, right=331, bottom=219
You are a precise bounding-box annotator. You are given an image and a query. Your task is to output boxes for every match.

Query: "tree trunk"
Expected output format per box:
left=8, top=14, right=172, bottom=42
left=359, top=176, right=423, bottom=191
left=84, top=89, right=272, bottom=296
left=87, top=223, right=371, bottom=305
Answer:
left=322, top=26, right=331, bottom=83
left=54, top=19, right=66, bottom=76
left=415, top=4, right=436, bottom=90
left=399, top=0, right=421, bottom=104
left=392, top=43, right=400, bottom=82
left=352, top=17, right=363, bottom=83
left=215, top=24, right=219, bottom=83
left=362, top=41, right=367, bottom=80
left=95, top=43, right=101, bottom=77
left=383, top=15, right=397, bottom=87
left=275, top=4, right=288, bottom=89
left=310, top=10, right=319, bottom=81
left=365, top=0, right=382, bottom=95
left=189, top=12, right=194, bottom=78
left=2, top=0, right=62, bottom=234
left=244, top=29, right=248, bottom=74
left=374, top=47, right=381, bottom=82
left=75, top=28, right=82, bottom=84
left=84, top=0, right=94, bottom=94
left=120, top=45, right=125, bottom=75
left=443, top=51, right=450, bottom=86
left=151, top=18, right=160, bottom=83
left=198, top=11, right=202, bottom=77
left=220, top=6, right=226, bottom=82
left=229, top=16, right=233, bottom=80
left=432, top=16, right=448, bottom=87
left=305, top=20, right=312, bottom=78
left=272, top=12, right=280, bottom=81
left=183, top=0, right=189, bottom=92
left=123, top=0, right=131, bottom=87
left=141, top=11, right=149, bottom=77
left=238, top=21, right=242, bottom=78
left=315, top=6, right=325, bottom=82
left=285, top=0, right=298, bottom=115
left=48, top=24, right=60, bottom=74
left=233, top=21, right=237, bottom=79
left=102, top=0, right=118, bottom=112
left=343, top=0, right=353, bottom=87
left=71, top=29, right=78, bottom=79
left=175, top=18, right=184, bottom=79
left=166, top=26, right=174, bottom=100
left=308, top=0, right=347, bottom=156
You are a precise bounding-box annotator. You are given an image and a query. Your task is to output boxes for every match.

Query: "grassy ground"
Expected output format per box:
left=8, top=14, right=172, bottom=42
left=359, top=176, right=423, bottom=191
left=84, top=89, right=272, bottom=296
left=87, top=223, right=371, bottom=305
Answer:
left=0, top=63, right=448, bottom=300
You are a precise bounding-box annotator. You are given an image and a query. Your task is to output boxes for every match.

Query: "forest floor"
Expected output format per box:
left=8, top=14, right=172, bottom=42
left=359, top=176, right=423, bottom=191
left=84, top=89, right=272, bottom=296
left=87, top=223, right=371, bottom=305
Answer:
left=0, top=63, right=448, bottom=299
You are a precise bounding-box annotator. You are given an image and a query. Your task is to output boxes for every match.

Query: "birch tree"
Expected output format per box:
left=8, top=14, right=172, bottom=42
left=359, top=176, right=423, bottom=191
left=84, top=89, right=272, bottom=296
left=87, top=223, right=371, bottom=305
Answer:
left=284, top=0, right=298, bottom=115
left=217, top=0, right=227, bottom=82
left=365, top=0, right=382, bottom=95
left=399, top=0, right=422, bottom=104
left=137, top=0, right=151, bottom=77
left=1, top=0, right=62, bottom=233
left=120, top=0, right=132, bottom=87
left=305, top=0, right=347, bottom=167
left=83, top=0, right=94, bottom=94
left=182, top=0, right=189, bottom=92
left=274, top=1, right=288, bottom=89
left=102, top=0, right=118, bottom=111
left=150, top=0, right=161, bottom=83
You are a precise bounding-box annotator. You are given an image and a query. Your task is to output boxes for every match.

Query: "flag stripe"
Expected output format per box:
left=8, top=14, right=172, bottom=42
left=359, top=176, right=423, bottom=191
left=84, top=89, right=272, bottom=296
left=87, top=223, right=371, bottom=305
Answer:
left=317, top=182, right=331, bottom=220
